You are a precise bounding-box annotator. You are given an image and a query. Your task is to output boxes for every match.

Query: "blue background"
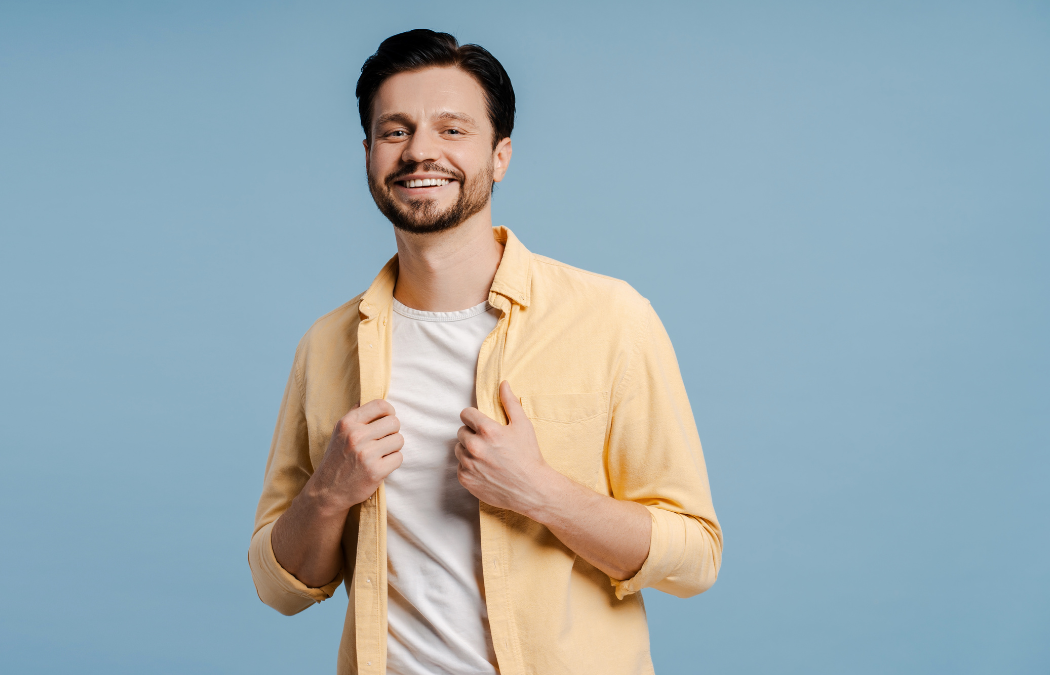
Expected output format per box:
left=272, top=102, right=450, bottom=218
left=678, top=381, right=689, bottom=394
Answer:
left=1, top=1, right=1047, bottom=673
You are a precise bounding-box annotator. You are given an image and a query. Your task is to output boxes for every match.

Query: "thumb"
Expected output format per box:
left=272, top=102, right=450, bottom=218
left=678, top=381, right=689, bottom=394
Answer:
left=499, top=380, right=527, bottom=425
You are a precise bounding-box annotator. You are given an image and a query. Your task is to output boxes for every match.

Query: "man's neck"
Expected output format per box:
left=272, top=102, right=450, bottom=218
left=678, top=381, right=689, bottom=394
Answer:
left=392, top=209, right=505, bottom=312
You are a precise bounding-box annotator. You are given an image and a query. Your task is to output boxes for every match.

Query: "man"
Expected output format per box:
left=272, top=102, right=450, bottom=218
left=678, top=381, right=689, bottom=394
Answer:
left=249, top=29, right=722, bottom=675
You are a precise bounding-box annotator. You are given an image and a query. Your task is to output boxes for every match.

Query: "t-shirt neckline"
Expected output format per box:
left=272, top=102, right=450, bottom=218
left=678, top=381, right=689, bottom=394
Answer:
left=392, top=298, right=494, bottom=323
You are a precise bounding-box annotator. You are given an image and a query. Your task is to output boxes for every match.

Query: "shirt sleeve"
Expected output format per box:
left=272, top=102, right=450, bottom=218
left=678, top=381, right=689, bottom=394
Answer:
left=247, top=345, right=344, bottom=616
left=606, top=301, right=723, bottom=600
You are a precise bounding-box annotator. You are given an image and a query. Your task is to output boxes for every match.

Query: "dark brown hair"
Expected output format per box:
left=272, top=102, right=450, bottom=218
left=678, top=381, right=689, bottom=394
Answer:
left=356, top=29, right=515, bottom=148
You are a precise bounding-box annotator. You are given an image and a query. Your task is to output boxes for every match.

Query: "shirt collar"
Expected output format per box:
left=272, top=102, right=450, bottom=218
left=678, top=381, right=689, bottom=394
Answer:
left=489, top=226, right=532, bottom=308
left=358, top=226, right=532, bottom=320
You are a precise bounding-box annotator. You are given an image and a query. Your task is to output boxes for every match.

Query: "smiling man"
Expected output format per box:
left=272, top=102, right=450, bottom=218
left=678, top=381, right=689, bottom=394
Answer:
left=249, top=29, right=722, bottom=675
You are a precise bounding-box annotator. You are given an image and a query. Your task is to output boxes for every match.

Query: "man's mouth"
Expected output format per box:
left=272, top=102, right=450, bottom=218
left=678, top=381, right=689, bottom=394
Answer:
left=396, top=178, right=453, bottom=189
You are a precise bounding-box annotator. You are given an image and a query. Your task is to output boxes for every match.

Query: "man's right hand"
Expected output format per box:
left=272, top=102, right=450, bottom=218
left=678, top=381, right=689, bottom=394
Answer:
left=309, top=399, right=405, bottom=512
left=271, top=399, right=403, bottom=588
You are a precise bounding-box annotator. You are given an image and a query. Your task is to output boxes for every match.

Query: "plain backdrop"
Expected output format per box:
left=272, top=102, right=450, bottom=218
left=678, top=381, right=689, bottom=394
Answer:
left=1, top=1, right=1047, bottom=673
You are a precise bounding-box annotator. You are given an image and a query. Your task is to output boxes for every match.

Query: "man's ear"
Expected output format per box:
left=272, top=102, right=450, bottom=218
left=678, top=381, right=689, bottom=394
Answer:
left=363, top=138, right=371, bottom=166
left=492, top=137, right=513, bottom=183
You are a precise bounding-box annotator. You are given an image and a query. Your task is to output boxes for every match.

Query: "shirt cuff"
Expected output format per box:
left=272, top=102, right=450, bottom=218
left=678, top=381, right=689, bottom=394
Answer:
left=248, top=519, right=343, bottom=615
left=610, top=505, right=689, bottom=600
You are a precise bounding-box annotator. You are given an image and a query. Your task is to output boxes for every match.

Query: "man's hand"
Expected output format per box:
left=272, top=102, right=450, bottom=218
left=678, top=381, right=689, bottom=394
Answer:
left=455, top=380, right=555, bottom=516
left=271, top=399, right=403, bottom=588
left=310, top=399, right=405, bottom=512
left=457, top=380, right=652, bottom=581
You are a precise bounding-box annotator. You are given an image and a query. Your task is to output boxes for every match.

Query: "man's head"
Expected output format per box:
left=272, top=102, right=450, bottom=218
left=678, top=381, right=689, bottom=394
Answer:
left=357, top=30, right=515, bottom=234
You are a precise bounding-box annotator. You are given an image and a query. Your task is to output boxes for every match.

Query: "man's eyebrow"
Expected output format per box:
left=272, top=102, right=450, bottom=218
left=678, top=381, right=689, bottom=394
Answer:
left=374, top=112, right=413, bottom=127
left=373, top=111, right=478, bottom=128
left=434, top=111, right=478, bottom=126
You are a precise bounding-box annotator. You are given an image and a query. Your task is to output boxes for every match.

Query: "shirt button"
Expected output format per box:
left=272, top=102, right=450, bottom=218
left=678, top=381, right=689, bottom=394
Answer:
left=366, top=578, right=371, bottom=584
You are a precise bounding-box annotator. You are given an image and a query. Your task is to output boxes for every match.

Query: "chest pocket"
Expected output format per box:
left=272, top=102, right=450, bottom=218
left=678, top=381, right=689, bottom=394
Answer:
left=520, top=392, right=610, bottom=490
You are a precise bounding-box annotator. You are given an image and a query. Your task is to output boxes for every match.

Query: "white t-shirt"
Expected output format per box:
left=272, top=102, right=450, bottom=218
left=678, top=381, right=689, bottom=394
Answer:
left=384, top=298, right=501, bottom=675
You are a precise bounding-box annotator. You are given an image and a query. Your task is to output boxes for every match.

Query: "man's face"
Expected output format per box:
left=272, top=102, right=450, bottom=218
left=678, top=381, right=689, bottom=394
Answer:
left=365, top=66, right=511, bottom=234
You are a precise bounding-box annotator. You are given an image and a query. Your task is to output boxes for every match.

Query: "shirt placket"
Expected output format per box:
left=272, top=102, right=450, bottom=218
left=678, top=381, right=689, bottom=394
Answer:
left=355, top=298, right=391, bottom=674
left=475, top=292, right=525, bottom=675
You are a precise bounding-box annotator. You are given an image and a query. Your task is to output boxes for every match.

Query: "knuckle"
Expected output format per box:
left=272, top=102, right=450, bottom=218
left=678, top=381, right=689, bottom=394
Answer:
left=347, top=443, right=368, bottom=463
left=348, top=428, right=368, bottom=447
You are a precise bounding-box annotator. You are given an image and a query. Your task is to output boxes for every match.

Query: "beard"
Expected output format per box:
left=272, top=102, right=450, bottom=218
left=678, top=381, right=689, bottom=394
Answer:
left=367, top=160, right=493, bottom=235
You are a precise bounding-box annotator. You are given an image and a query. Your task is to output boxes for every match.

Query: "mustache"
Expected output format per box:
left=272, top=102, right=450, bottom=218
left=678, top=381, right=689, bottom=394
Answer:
left=386, top=162, right=463, bottom=184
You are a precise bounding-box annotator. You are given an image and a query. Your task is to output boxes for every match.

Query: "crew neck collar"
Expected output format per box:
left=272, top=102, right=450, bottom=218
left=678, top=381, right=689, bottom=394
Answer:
left=392, top=298, right=493, bottom=322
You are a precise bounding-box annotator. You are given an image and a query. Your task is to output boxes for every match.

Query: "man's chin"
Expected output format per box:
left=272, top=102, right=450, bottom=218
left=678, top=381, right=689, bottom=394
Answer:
left=368, top=172, right=491, bottom=235
left=392, top=220, right=460, bottom=235
left=386, top=206, right=463, bottom=235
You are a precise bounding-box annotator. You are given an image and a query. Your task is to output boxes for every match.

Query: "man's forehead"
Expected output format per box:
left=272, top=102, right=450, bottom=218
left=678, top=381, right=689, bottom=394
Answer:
left=372, top=66, right=488, bottom=124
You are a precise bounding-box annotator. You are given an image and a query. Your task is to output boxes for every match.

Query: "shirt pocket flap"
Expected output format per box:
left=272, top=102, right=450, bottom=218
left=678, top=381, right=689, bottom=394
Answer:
left=520, top=392, right=610, bottom=423
left=520, top=392, right=610, bottom=488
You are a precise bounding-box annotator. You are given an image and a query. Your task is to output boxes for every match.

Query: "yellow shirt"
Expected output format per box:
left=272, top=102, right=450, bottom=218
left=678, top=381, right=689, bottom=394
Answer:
left=249, top=226, right=722, bottom=675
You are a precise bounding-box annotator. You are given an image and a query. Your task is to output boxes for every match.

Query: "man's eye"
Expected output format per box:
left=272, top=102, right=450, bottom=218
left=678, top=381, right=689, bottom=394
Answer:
left=387, top=130, right=406, bottom=137
left=445, top=129, right=461, bottom=135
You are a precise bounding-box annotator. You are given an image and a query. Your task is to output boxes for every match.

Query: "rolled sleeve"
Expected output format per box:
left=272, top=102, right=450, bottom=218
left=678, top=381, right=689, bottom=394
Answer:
left=249, top=520, right=343, bottom=615
left=607, top=301, right=723, bottom=599
left=248, top=342, right=344, bottom=615
left=612, top=506, right=721, bottom=600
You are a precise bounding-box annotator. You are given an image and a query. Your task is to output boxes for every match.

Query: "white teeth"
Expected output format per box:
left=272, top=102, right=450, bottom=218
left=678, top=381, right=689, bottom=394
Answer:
left=405, top=178, right=449, bottom=188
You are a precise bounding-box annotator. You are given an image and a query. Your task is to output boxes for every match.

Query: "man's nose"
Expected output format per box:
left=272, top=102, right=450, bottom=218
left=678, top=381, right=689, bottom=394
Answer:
left=402, top=129, right=440, bottom=164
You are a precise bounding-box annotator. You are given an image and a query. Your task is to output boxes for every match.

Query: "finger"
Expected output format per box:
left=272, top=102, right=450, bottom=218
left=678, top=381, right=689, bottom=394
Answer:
left=456, top=424, right=475, bottom=446
left=460, top=406, right=496, bottom=434
left=453, top=443, right=475, bottom=475
left=499, top=380, right=527, bottom=425
left=456, top=463, right=475, bottom=493
left=376, top=449, right=404, bottom=477
left=351, top=398, right=396, bottom=424
left=371, top=432, right=405, bottom=458
left=338, top=401, right=361, bottom=425
left=457, top=426, right=484, bottom=456
left=363, top=414, right=400, bottom=441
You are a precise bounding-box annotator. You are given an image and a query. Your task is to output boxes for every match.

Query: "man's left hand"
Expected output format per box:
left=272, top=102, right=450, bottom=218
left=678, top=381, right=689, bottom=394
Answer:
left=456, top=380, right=554, bottom=515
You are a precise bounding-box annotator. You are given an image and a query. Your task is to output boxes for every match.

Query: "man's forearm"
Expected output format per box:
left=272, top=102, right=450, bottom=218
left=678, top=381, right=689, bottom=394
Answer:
left=270, top=479, right=350, bottom=589
left=270, top=400, right=405, bottom=590
left=526, top=469, right=652, bottom=581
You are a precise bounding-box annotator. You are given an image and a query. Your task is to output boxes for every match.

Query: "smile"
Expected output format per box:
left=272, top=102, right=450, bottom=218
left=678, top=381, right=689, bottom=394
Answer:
left=398, top=178, right=451, bottom=188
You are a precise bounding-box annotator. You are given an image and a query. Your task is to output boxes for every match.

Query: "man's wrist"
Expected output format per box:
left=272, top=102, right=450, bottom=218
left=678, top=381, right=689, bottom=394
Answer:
left=300, top=475, right=354, bottom=520
left=521, top=465, right=577, bottom=525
